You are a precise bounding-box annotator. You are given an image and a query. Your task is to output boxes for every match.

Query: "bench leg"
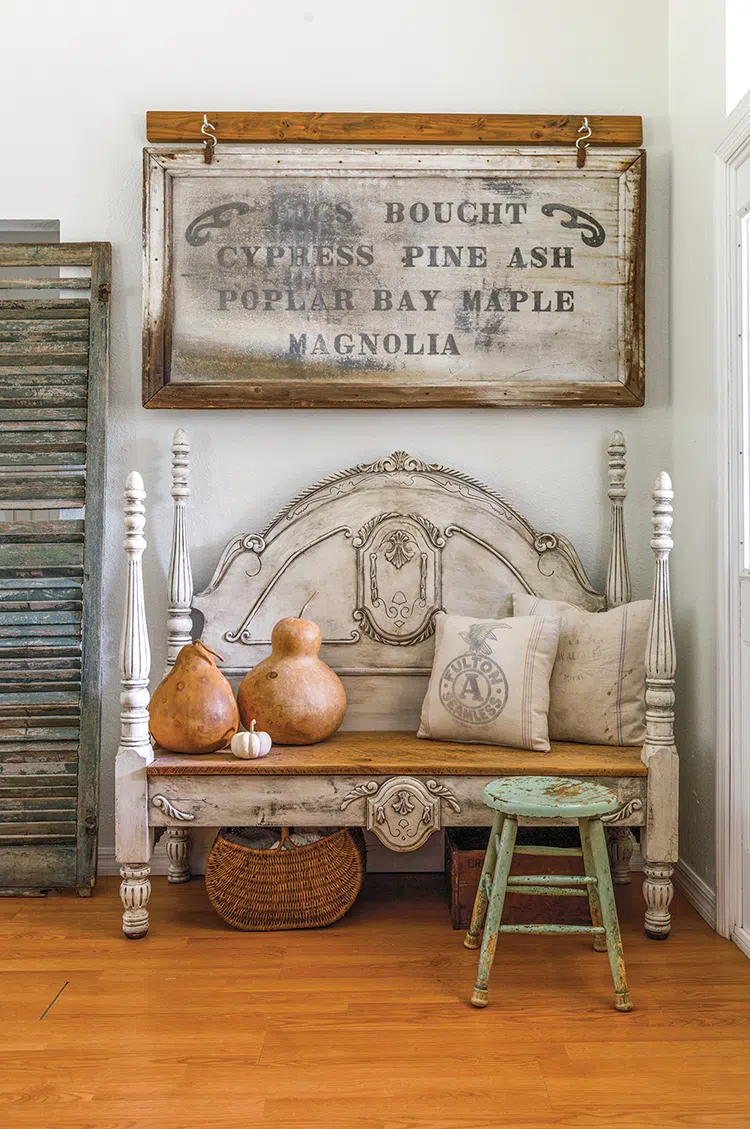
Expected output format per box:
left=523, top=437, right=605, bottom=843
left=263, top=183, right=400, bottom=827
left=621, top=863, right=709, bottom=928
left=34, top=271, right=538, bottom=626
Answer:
left=120, top=863, right=151, bottom=939
left=643, top=862, right=674, bottom=939
left=607, top=828, right=634, bottom=885
left=471, top=816, right=517, bottom=1009
left=588, top=818, right=633, bottom=1012
left=578, top=818, right=608, bottom=952
left=166, top=828, right=192, bottom=884
left=464, top=812, right=504, bottom=950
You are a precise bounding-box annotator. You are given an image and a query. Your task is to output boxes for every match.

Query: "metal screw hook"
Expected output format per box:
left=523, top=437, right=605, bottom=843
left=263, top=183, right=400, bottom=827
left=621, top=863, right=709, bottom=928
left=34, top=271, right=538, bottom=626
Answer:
left=576, top=116, right=592, bottom=168
left=201, top=114, right=217, bottom=164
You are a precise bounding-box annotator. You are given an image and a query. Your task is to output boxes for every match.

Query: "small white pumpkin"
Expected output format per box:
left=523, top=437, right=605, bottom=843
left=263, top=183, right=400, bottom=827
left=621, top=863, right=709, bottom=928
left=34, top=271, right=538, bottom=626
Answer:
left=230, top=719, right=272, bottom=760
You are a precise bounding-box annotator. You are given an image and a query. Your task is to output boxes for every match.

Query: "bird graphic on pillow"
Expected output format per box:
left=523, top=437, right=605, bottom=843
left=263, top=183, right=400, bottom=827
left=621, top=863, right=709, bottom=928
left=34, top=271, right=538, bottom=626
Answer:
left=459, top=621, right=511, bottom=656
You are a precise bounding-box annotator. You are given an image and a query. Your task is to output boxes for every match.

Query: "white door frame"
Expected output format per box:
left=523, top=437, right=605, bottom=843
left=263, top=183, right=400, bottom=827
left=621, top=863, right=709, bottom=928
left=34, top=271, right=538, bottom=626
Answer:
left=716, top=93, right=750, bottom=947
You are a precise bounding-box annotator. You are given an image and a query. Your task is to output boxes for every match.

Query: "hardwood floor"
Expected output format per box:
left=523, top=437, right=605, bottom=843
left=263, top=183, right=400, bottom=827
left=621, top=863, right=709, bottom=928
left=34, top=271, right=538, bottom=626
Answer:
left=2, top=873, right=750, bottom=1128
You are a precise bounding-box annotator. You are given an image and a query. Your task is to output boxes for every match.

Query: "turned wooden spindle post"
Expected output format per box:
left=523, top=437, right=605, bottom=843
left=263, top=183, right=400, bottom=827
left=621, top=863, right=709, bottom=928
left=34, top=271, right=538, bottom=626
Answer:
left=166, top=428, right=193, bottom=670
left=115, top=472, right=154, bottom=938
left=606, top=430, right=632, bottom=609
left=605, top=432, right=635, bottom=880
left=165, top=431, right=194, bottom=881
left=642, top=472, right=678, bottom=938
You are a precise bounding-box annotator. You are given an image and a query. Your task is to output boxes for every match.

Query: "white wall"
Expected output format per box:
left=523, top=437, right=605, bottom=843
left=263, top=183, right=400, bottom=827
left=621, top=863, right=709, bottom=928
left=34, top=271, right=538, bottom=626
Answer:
left=0, top=0, right=672, bottom=865
left=669, top=0, right=727, bottom=901
left=726, top=0, right=750, bottom=113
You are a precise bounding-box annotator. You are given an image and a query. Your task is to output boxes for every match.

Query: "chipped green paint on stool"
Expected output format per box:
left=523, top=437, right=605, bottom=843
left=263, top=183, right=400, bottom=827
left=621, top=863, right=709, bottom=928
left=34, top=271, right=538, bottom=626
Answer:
left=465, top=776, right=633, bottom=1013
left=482, top=776, right=621, bottom=819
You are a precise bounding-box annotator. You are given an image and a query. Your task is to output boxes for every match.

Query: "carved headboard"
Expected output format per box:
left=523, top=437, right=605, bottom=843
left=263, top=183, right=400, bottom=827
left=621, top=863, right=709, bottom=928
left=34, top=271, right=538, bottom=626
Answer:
left=166, top=436, right=632, bottom=729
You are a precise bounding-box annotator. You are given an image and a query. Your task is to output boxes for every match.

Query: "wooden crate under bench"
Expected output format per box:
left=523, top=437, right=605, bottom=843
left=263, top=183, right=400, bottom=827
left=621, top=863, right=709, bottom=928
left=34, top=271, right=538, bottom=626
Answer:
left=445, top=826, right=595, bottom=930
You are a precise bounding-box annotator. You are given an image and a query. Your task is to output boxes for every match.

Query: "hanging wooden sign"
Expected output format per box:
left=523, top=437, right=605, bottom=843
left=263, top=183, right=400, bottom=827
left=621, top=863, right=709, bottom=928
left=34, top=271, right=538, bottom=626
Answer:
left=143, top=145, right=645, bottom=408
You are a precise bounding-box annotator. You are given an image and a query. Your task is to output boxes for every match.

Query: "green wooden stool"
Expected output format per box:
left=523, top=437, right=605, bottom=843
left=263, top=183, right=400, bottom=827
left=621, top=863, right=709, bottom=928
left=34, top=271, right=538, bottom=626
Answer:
left=464, top=777, right=633, bottom=1013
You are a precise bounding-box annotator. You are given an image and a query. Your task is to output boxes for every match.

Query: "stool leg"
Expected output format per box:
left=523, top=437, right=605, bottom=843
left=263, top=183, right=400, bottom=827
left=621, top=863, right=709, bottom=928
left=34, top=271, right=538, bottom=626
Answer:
left=471, top=815, right=517, bottom=1009
left=578, top=817, right=608, bottom=952
left=464, top=812, right=504, bottom=950
left=588, top=817, right=633, bottom=1013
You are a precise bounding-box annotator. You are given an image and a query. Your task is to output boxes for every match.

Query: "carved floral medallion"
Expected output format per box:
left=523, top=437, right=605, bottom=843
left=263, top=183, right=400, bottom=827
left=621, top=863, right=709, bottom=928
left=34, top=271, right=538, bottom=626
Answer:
left=353, top=513, right=444, bottom=645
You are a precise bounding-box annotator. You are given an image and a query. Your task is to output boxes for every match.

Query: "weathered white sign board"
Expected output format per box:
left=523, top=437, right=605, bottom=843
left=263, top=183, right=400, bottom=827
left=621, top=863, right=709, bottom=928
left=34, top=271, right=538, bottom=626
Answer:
left=143, top=147, right=645, bottom=408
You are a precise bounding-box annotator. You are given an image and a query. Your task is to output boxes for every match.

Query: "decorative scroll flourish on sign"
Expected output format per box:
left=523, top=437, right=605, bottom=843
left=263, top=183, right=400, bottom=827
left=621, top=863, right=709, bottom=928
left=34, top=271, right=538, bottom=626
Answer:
left=185, top=203, right=251, bottom=247
left=540, top=204, right=606, bottom=248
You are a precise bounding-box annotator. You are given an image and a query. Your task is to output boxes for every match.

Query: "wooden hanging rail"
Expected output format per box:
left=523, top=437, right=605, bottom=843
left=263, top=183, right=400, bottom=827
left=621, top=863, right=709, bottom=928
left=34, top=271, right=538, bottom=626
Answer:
left=146, top=111, right=642, bottom=147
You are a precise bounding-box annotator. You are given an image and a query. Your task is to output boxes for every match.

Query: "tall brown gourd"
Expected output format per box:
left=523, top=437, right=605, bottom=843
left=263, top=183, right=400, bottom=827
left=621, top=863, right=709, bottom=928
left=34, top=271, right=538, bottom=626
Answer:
left=237, top=595, right=346, bottom=745
left=149, top=640, right=239, bottom=753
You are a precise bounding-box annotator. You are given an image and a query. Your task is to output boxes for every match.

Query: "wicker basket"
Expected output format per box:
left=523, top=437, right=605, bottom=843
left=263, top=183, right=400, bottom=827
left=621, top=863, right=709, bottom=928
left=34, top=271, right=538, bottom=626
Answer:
left=205, top=826, right=366, bottom=931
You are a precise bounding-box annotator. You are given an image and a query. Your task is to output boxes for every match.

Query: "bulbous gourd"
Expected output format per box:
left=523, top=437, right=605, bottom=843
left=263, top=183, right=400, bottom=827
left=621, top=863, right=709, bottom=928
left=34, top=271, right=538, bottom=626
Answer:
left=149, top=640, right=239, bottom=754
left=237, top=611, right=347, bottom=745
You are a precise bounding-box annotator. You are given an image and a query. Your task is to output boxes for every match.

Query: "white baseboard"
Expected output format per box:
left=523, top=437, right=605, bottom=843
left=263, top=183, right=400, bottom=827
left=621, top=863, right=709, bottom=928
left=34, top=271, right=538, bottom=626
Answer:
left=732, top=925, right=750, bottom=958
left=674, top=857, right=717, bottom=929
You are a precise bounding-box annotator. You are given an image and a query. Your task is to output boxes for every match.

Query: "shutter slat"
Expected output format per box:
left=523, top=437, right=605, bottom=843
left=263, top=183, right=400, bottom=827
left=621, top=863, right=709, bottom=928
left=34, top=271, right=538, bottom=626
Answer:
left=0, top=386, right=88, bottom=409
left=0, top=300, right=90, bottom=317
left=0, top=479, right=86, bottom=506
left=1, top=419, right=86, bottom=434
left=0, top=728, right=79, bottom=745
left=0, top=778, right=78, bottom=798
left=0, top=522, right=84, bottom=541
left=0, top=319, right=89, bottom=337
left=0, top=611, right=82, bottom=627
left=0, top=826, right=78, bottom=843
left=0, top=341, right=89, bottom=357
left=0, top=451, right=85, bottom=467
left=0, top=277, right=90, bottom=290
left=0, top=406, right=87, bottom=421
left=0, top=656, right=81, bottom=671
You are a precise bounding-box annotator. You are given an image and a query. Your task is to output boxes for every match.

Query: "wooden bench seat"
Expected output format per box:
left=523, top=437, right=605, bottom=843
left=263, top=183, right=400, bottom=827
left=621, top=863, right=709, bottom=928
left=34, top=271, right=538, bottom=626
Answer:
left=148, top=731, right=648, bottom=777
left=145, top=731, right=648, bottom=862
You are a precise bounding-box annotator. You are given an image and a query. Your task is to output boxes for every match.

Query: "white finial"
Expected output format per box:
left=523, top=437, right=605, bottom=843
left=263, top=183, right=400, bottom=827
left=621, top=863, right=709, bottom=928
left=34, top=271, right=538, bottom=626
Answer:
left=651, top=472, right=674, bottom=553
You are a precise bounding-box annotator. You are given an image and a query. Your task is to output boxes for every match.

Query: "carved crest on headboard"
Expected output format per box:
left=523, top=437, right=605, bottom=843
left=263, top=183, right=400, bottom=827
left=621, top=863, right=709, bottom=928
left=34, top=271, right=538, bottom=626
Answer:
left=353, top=512, right=445, bottom=646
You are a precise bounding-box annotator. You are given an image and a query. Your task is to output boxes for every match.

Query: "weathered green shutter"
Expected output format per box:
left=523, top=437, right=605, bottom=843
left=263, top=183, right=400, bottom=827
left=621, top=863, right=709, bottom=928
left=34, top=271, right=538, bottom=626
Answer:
left=0, top=243, right=110, bottom=892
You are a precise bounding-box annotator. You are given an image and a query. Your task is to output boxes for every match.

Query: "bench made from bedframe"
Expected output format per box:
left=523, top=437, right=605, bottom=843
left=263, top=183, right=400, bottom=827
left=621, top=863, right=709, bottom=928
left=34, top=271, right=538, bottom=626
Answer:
left=115, top=433, right=676, bottom=941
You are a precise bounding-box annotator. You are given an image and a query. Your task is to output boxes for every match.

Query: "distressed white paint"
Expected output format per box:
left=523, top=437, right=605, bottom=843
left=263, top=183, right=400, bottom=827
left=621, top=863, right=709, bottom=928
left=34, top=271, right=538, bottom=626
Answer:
left=146, top=774, right=645, bottom=833
left=165, top=828, right=192, bottom=884
left=115, top=473, right=154, bottom=937
left=641, top=473, right=678, bottom=937
left=166, top=429, right=193, bottom=670
left=605, top=430, right=632, bottom=607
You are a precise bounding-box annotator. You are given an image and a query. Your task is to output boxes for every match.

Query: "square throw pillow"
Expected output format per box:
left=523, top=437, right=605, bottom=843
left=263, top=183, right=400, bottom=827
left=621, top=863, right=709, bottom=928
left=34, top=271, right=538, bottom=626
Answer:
left=418, top=612, right=561, bottom=751
left=512, top=595, right=650, bottom=746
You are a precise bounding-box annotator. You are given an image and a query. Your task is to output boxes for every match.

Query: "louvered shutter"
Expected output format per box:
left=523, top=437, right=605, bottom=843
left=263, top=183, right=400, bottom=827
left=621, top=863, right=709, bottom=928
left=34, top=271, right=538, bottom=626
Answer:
left=0, top=243, right=109, bottom=891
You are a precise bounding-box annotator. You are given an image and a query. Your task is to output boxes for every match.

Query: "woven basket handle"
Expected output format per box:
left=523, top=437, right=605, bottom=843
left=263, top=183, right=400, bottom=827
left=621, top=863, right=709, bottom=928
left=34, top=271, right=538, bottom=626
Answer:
left=276, top=827, right=297, bottom=851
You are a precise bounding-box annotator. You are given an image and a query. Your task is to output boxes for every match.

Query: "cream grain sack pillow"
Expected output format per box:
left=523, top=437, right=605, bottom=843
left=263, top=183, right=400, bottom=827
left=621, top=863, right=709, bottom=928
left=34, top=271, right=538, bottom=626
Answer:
left=418, top=612, right=560, bottom=751
left=513, top=595, right=650, bottom=746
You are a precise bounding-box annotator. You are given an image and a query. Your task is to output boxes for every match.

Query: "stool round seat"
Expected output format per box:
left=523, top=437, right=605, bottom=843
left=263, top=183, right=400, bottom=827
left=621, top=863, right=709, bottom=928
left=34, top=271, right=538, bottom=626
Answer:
left=482, top=776, right=619, bottom=820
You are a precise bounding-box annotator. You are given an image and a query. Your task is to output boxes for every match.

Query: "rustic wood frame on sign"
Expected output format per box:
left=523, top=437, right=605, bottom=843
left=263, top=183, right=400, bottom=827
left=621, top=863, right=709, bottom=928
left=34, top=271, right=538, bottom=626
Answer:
left=143, top=112, right=645, bottom=410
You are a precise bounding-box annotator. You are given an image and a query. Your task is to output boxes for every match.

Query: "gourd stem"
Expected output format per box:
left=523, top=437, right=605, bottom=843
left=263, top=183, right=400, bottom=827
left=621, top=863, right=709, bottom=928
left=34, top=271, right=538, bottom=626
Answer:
left=298, top=591, right=318, bottom=619
left=194, top=639, right=224, bottom=663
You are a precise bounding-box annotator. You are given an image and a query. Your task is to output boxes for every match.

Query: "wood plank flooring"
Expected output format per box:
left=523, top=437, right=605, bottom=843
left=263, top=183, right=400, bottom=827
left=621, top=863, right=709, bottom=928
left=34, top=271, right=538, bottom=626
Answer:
left=2, top=873, right=749, bottom=1128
